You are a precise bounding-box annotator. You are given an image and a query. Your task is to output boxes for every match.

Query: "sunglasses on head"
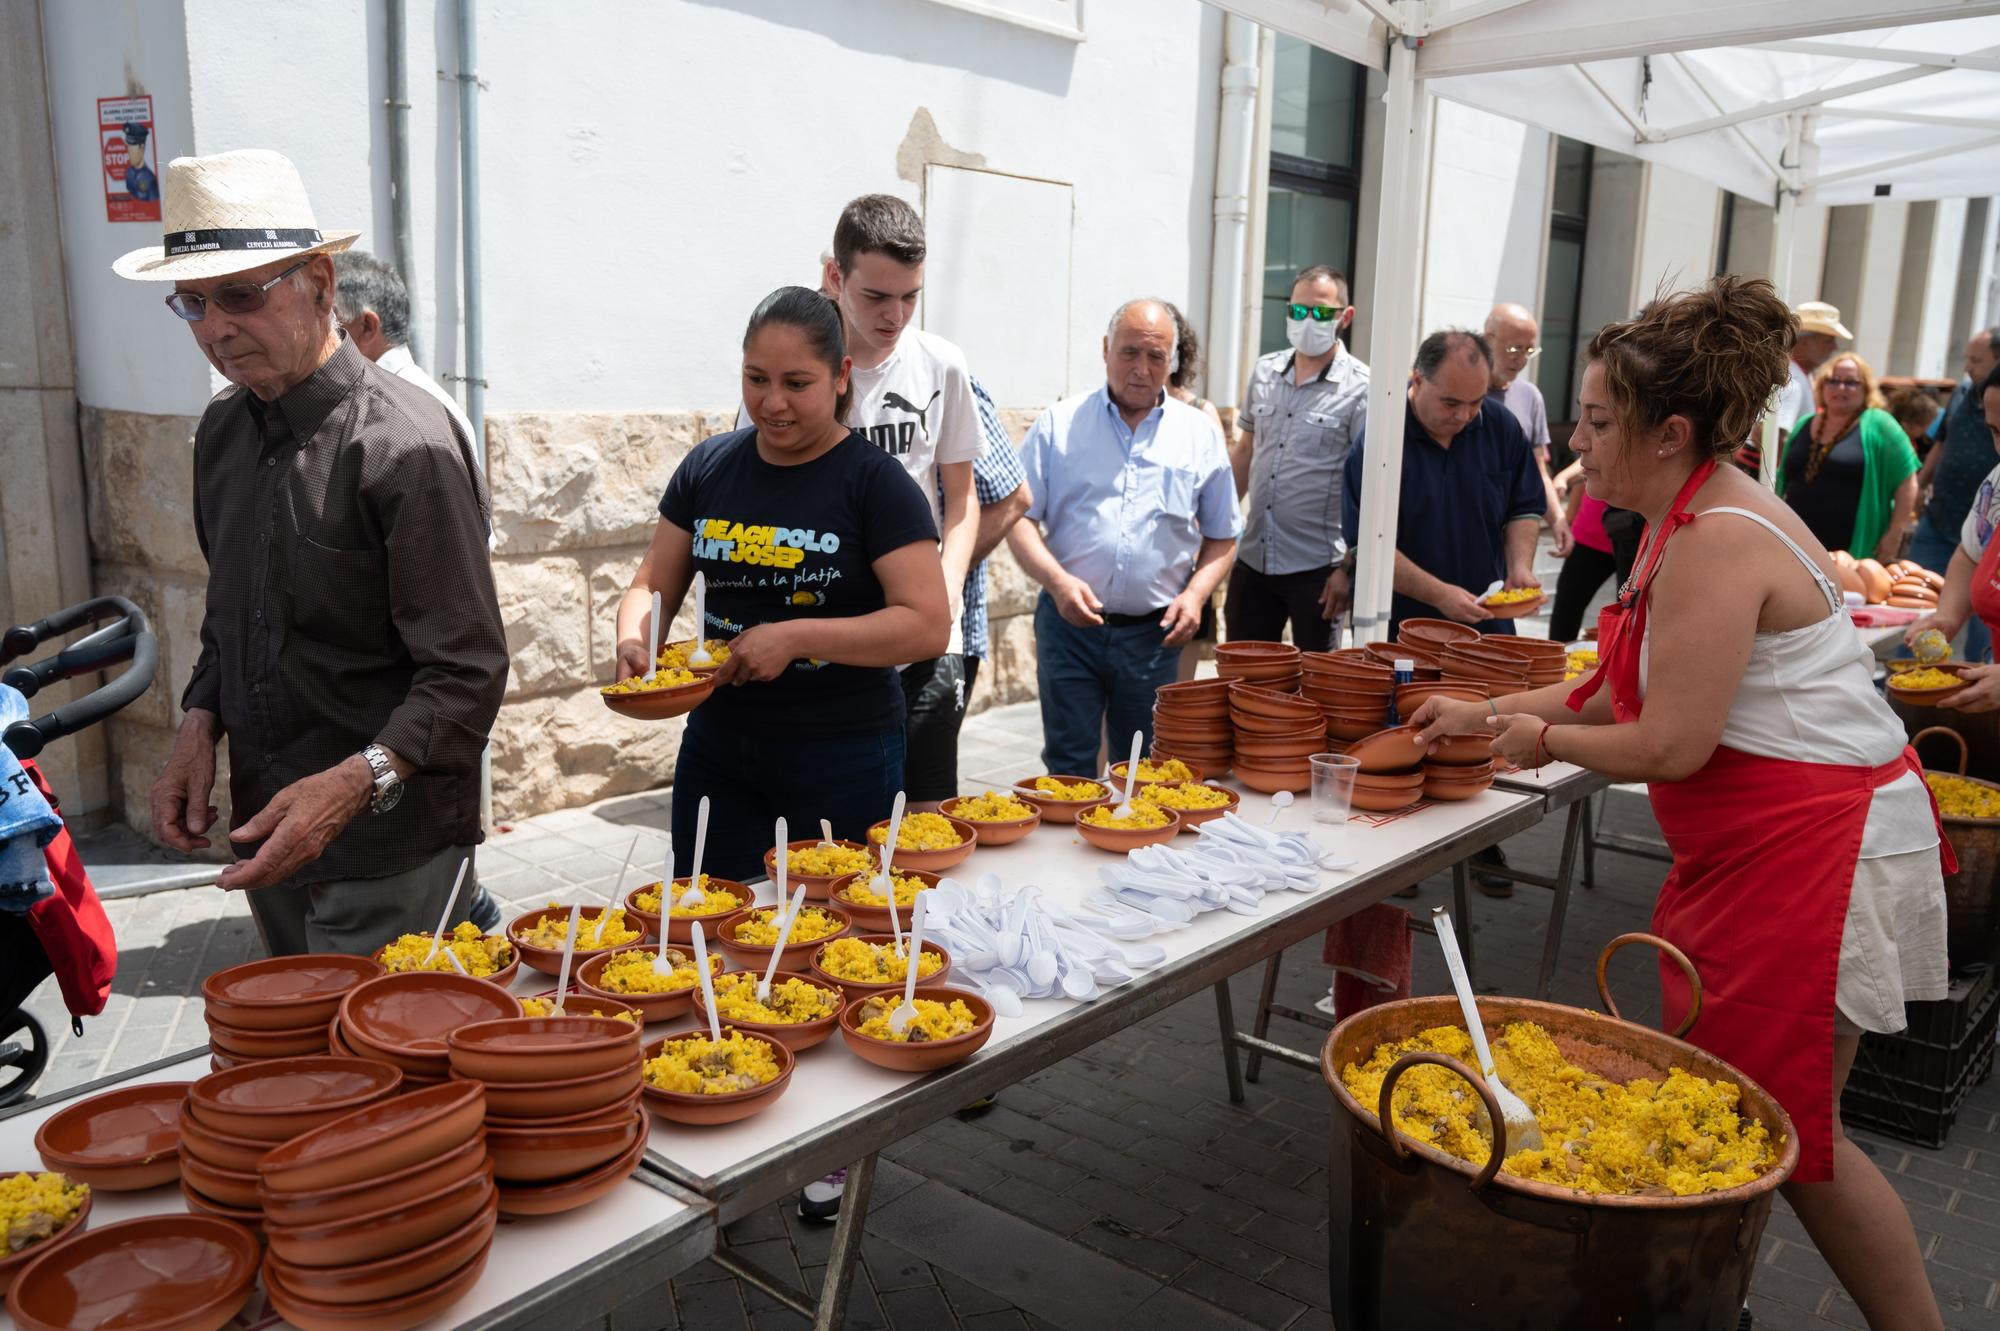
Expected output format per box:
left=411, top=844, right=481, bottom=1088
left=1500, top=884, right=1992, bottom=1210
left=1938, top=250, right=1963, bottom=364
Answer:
left=1288, top=302, right=1346, bottom=322
left=165, top=258, right=310, bottom=322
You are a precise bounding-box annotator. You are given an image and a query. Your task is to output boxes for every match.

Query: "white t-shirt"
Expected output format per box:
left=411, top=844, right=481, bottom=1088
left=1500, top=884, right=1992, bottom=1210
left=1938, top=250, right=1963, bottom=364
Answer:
left=1957, top=461, right=2000, bottom=561
left=1774, top=360, right=1813, bottom=434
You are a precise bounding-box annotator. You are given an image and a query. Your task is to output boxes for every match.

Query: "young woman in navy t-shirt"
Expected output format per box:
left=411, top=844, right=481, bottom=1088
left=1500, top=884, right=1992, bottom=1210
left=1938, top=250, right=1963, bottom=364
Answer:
left=614, top=287, right=948, bottom=879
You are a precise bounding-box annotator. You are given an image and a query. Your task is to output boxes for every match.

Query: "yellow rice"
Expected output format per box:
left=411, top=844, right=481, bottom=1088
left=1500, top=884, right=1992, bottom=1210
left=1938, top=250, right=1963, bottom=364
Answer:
left=781, top=843, right=873, bottom=877
left=1137, top=781, right=1231, bottom=811
left=1, top=1172, right=88, bottom=1257
left=816, top=938, right=943, bottom=984
left=869, top=812, right=963, bottom=850
left=594, top=947, right=714, bottom=995
left=854, top=995, right=982, bottom=1043
left=731, top=906, right=844, bottom=946
left=517, top=996, right=636, bottom=1021
left=1113, top=758, right=1197, bottom=783
left=644, top=1030, right=782, bottom=1095
left=839, top=872, right=929, bottom=909
left=1081, top=803, right=1172, bottom=830
left=1928, top=772, right=2000, bottom=820
left=949, top=791, right=1035, bottom=822
left=379, top=921, right=512, bottom=977
left=631, top=876, right=743, bottom=918
left=1483, top=586, right=1541, bottom=606
left=1028, top=776, right=1106, bottom=801
left=704, top=972, right=839, bottom=1025
left=656, top=638, right=732, bottom=670
left=518, top=905, right=640, bottom=951
left=601, top=667, right=699, bottom=696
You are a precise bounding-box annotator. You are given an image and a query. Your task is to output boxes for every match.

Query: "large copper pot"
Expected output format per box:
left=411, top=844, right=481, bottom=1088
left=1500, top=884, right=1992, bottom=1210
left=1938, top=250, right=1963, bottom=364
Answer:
left=1900, top=696, right=2000, bottom=783
left=1320, top=935, right=1799, bottom=1331
left=1911, top=727, right=2000, bottom=968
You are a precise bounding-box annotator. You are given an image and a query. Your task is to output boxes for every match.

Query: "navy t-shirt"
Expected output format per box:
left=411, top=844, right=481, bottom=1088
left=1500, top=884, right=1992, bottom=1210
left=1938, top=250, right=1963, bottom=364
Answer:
left=1342, top=396, right=1546, bottom=636
left=658, top=428, right=938, bottom=738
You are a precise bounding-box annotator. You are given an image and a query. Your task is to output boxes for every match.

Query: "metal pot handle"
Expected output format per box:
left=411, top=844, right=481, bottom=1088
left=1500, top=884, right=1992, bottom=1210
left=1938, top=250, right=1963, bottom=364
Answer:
left=1376, top=1050, right=1507, bottom=1192
left=1912, top=725, right=1970, bottom=777
left=1596, top=932, right=1702, bottom=1039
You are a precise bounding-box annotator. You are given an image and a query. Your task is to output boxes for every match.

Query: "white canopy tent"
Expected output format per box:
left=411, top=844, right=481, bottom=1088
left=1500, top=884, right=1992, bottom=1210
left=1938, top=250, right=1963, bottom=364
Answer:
left=1209, top=0, right=2000, bottom=632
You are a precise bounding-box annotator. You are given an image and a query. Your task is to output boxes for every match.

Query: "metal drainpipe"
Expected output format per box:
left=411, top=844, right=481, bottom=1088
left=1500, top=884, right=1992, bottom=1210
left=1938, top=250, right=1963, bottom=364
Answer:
left=384, top=0, right=420, bottom=365
left=1205, top=13, right=1260, bottom=414
left=453, top=0, right=492, bottom=828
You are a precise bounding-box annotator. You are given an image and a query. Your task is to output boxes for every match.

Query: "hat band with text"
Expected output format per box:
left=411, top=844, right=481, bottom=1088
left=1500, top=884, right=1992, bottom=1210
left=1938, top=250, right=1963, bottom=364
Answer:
left=164, top=226, right=325, bottom=257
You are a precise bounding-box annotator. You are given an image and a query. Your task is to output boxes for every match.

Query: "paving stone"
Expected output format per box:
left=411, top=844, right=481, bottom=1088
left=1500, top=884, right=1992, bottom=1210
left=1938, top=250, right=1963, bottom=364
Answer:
left=936, top=1270, right=1016, bottom=1319
left=878, top=1284, right=956, bottom=1329
left=957, top=1313, right=1029, bottom=1331
left=978, top=1138, right=1084, bottom=1193
left=673, top=1276, right=750, bottom=1331
left=1070, top=1219, right=1194, bottom=1283
left=861, top=1237, right=935, bottom=1294
left=1170, top=1258, right=1306, bottom=1330
left=1061, top=1176, right=1183, bottom=1237
left=1144, top=1177, right=1259, bottom=1232
left=1259, top=1255, right=1333, bottom=1311
left=984, top=1176, right=1094, bottom=1237
left=1159, top=1215, right=1284, bottom=1278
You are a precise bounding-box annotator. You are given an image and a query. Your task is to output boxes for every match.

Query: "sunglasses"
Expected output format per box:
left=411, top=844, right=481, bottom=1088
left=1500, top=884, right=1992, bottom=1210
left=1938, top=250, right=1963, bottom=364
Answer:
left=1825, top=377, right=1865, bottom=390
left=165, top=258, right=310, bottom=322
left=1288, top=303, right=1347, bottom=322
left=1499, top=344, right=1542, bottom=359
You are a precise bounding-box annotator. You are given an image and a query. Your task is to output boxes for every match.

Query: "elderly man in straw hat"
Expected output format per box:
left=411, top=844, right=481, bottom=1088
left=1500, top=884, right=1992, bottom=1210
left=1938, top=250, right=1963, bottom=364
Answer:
left=120, top=149, right=508, bottom=957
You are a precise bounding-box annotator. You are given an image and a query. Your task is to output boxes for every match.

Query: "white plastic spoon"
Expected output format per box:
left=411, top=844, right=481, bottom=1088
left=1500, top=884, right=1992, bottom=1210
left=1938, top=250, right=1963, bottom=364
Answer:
left=889, top=896, right=928, bottom=1036
left=612, top=834, right=640, bottom=908
left=423, top=857, right=472, bottom=965
left=691, top=920, right=722, bottom=1043
left=647, top=591, right=663, bottom=683
left=441, top=947, right=472, bottom=979
left=687, top=573, right=713, bottom=667
left=553, top=904, right=582, bottom=1017
left=875, top=792, right=908, bottom=954
left=1264, top=790, right=1294, bottom=827
left=1114, top=730, right=1143, bottom=818
left=1431, top=905, right=1542, bottom=1153
left=959, top=971, right=1024, bottom=1019
left=759, top=883, right=808, bottom=1002
left=680, top=796, right=710, bottom=911
left=819, top=818, right=836, bottom=850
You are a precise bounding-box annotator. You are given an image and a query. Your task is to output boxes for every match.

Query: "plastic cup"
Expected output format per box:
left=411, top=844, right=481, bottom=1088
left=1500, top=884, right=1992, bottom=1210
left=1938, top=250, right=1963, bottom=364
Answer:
left=1310, top=753, right=1361, bottom=827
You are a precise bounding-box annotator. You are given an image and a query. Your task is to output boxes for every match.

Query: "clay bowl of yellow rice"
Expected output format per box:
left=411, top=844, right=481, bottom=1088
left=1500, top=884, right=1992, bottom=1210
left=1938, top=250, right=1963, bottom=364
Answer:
left=1888, top=663, right=1973, bottom=705
left=641, top=1028, right=795, bottom=1125
left=938, top=793, right=1041, bottom=846
left=866, top=812, right=978, bottom=873
left=1011, top=775, right=1112, bottom=823
left=0, top=1171, right=92, bottom=1294
left=1109, top=757, right=1206, bottom=786
left=718, top=904, right=853, bottom=973
left=839, top=988, right=995, bottom=1073
left=1134, top=780, right=1239, bottom=831
left=656, top=637, right=732, bottom=675
left=828, top=868, right=940, bottom=934
left=809, top=935, right=953, bottom=1006
left=372, top=923, right=520, bottom=989
left=506, top=905, right=651, bottom=977
left=624, top=875, right=749, bottom=945
left=519, top=992, right=642, bottom=1023
left=763, top=838, right=875, bottom=902
left=576, top=944, right=724, bottom=1024
left=598, top=667, right=715, bottom=720
left=1074, top=801, right=1183, bottom=852
left=692, top=970, right=844, bottom=1052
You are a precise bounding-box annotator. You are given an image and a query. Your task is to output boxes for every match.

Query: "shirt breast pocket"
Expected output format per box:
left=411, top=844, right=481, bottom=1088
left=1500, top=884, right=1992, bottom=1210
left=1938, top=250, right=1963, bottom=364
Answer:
left=1149, top=464, right=1199, bottom=521
left=1301, top=409, right=1349, bottom=456
left=289, top=532, right=391, bottom=652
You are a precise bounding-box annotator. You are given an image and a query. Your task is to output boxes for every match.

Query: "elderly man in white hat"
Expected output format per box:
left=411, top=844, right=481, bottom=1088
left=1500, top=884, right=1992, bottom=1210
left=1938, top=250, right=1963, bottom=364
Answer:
left=1772, top=300, right=1853, bottom=436
left=120, top=149, right=508, bottom=957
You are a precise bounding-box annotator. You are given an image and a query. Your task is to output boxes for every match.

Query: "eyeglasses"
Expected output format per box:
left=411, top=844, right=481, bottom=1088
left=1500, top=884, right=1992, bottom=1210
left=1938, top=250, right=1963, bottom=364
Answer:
left=165, top=258, right=310, bottom=322
left=1499, top=344, right=1542, bottom=359
left=1288, top=303, right=1347, bottom=322
left=1825, top=377, right=1865, bottom=390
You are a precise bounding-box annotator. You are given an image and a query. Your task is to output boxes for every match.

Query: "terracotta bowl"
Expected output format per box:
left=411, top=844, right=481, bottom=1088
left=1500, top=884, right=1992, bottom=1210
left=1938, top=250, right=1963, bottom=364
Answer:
left=839, top=988, right=996, bottom=1073
left=1318, top=700, right=1393, bottom=724
left=600, top=672, right=716, bottom=720
left=640, top=1028, right=796, bottom=1125
left=1152, top=718, right=1234, bottom=748
left=866, top=815, right=978, bottom=873
left=1155, top=677, right=1231, bottom=705
left=631, top=877, right=753, bottom=947
left=1889, top=667, right=1972, bottom=706
left=1353, top=783, right=1426, bottom=812
left=178, top=1177, right=263, bottom=1231
left=203, top=1013, right=329, bottom=1061
left=809, top=936, right=953, bottom=1006
left=1427, top=732, right=1495, bottom=765
left=1478, top=589, right=1547, bottom=618
left=35, top=1081, right=189, bottom=1190
left=691, top=970, right=845, bottom=1052
left=338, top=974, right=523, bottom=1077
left=368, top=933, right=520, bottom=991
left=445, top=1016, right=642, bottom=1084
left=266, top=1191, right=498, bottom=1307
left=263, top=1243, right=490, bottom=1331
left=1236, top=731, right=1335, bottom=762
left=262, top=1162, right=494, bottom=1270
left=485, top=1084, right=641, bottom=1132
left=1302, top=675, right=1392, bottom=700
left=454, top=1056, right=640, bottom=1121
left=1214, top=639, right=1297, bottom=660
left=1396, top=682, right=1488, bottom=713
left=829, top=868, right=938, bottom=934
left=938, top=796, right=1042, bottom=846
left=188, top=1058, right=402, bottom=1145
left=1153, top=702, right=1229, bottom=732
left=1484, top=636, right=1565, bottom=662
left=1355, top=768, right=1426, bottom=792
left=1345, top=725, right=1428, bottom=774
left=494, top=1125, right=648, bottom=1217
left=1232, top=762, right=1312, bottom=795
left=1443, top=660, right=1528, bottom=692
left=201, top=954, right=383, bottom=1032
left=0, top=1173, right=90, bottom=1296
left=1425, top=757, right=1496, bottom=780
left=256, top=1081, right=486, bottom=1195
left=1230, top=708, right=1322, bottom=738
left=1153, top=692, right=1229, bottom=722
left=256, top=1132, right=488, bottom=1230
left=717, top=904, right=854, bottom=973
left=1074, top=806, right=1183, bottom=852
left=1227, top=682, right=1321, bottom=722
left=1012, top=776, right=1112, bottom=822
left=1152, top=743, right=1233, bottom=774
left=576, top=945, right=723, bottom=1023
left=1364, top=642, right=1444, bottom=672
left=1399, top=618, right=1481, bottom=646
left=176, top=1103, right=275, bottom=1176
left=208, top=1052, right=246, bottom=1075
left=1325, top=715, right=1384, bottom=742
left=1425, top=766, right=1496, bottom=802
left=1137, top=782, right=1240, bottom=831
left=506, top=905, right=651, bottom=977
left=7, top=1215, right=258, bottom=1331
left=760, top=840, right=875, bottom=903
left=482, top=1111, right=645, bottom=1185
left=177, top=1153, right=263, bottom=1211
left=1214, top=658, right=1303, bottom=685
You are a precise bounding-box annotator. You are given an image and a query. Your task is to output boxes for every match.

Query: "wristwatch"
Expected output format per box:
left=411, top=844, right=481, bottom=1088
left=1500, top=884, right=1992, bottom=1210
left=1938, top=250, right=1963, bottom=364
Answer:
left=360, top=743, right=404, bottom=815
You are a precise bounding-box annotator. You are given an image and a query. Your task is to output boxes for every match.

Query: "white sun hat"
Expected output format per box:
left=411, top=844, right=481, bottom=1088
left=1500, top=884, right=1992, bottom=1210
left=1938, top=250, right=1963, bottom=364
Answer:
left=1794, top=301, right=1854, bottom=342
left=112, top=148, right=359, bottom=282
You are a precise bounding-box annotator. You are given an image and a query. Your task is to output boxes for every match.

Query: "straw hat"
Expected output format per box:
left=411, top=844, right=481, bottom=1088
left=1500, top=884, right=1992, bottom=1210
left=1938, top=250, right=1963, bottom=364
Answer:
left=1794, top=301, right=1853, bottom=341
left=112, top=149, right=358, bottom=282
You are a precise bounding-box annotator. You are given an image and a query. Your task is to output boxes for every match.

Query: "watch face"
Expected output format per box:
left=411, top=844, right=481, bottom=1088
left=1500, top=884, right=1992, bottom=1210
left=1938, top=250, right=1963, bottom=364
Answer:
left=377, top=782, right=404, bottom=814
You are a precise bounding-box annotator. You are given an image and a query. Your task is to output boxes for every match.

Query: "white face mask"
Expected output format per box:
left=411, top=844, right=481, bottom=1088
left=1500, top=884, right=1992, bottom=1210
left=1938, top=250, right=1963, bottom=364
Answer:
left=1287, top=316, right=1339, bottom=358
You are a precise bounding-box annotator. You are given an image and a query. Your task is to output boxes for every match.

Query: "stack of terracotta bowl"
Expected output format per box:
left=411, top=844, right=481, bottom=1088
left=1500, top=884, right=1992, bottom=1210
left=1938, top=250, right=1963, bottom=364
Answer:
left=1361, top=641, right=1444, bottom=680
left=179, top=1055, right=404, bottom=1232
left=445, top=1015, right=649, bottom=1217
left=1422, top=731, right=1499, bottom=801
left=335, top=972, right=524, bottom=1089
left=1229, top=682, right=1326, bottom=793
left=1438, top=638, right=1530, bottom=696
left=257, top=1081, right=497, bottom=1328
left=1398, top=617, right=1481, bottom=653
left=1300, top=652, right=1395, bottom=741
left=1346, top=725, right=1429, bottom=812
left=1484, top=635, right=1568, bottom=688
left=1213, top=640, right=1302, bottom=692
left=1152, top=678, right=1234, bottom=772
left=200, top=954, right=384, bottom=1072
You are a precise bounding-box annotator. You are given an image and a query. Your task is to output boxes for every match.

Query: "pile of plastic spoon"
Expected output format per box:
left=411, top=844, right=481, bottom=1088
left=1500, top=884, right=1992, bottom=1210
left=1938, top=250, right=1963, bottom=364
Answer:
left=1076, top=809, right=1354, bottom=938
left=917, top=873, right=1167, bottom=1014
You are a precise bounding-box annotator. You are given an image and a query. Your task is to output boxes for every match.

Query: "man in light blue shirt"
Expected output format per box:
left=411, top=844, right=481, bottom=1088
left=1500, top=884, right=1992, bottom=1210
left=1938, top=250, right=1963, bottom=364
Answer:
left=1008, top=299, right=1239, bottom=774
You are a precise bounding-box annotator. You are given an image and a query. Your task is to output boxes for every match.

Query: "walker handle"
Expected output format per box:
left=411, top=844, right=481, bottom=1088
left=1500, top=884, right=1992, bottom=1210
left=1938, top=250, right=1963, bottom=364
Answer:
left=1376, top=1050, right=1507, bottom=1192
left=1911, top=726, right=1970, bottom=777
left=1596, top=931, right=1702, bottom=1039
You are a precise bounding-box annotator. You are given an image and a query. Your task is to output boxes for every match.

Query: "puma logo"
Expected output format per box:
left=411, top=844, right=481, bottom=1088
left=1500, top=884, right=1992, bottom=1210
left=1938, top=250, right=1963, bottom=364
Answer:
left=882, top=389, right=942, bottom=441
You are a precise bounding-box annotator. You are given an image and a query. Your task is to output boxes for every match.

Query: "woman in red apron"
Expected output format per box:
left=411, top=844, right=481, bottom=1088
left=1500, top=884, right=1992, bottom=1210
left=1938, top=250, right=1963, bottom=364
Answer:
left=1904, top=366, right=2000, bottom=692
left=1414, top=276, right=1950, bottom=1331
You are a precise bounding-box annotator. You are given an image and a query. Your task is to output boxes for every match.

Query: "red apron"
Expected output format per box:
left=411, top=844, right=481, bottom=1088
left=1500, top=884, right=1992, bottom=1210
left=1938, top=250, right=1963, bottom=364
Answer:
left=1569, top=461, right=1954, bottom=1183
left=1970, top=510, right=2000, bottom=644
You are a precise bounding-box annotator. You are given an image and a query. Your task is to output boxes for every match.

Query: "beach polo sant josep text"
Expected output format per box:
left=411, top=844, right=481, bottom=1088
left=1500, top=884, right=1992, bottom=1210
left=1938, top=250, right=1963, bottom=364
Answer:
left=691, top=518, right=840, bottom=568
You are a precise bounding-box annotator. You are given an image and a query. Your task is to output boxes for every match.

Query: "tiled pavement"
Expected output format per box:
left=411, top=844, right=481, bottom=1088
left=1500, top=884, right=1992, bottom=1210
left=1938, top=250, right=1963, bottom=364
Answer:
left=23, top=702, right=2000, bottom=1329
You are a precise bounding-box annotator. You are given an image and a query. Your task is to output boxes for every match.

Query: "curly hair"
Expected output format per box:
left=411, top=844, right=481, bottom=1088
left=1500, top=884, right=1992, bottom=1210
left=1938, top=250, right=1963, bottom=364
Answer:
left=1585, top=275, right=1796, bottom=459
left=1811, top=350, right=1888, bottom=415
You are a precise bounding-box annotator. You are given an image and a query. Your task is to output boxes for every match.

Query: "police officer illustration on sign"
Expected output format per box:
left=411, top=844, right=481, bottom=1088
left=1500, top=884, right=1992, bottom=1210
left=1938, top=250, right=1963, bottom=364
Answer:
left=122, top=122, right=157, bottom=203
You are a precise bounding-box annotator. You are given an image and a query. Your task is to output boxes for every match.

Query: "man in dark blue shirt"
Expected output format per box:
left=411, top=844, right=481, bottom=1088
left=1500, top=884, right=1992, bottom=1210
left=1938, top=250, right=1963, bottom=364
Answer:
left=1341, top=330, right=1546, bottom=638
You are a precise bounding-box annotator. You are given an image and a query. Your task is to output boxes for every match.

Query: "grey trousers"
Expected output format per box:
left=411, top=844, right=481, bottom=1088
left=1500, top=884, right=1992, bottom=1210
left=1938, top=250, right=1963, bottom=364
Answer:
left=245, top=843, right=482, bottom=959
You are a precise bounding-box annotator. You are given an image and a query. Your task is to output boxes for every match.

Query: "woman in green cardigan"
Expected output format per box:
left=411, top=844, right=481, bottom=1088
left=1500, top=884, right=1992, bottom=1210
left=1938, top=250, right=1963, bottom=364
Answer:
left=1776, top=352, right=1921, bottom=560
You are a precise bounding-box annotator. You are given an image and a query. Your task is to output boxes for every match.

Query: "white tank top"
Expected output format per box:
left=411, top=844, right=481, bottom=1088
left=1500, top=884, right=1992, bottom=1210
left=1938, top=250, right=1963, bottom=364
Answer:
left=1639, top=506, right=1937, bottom=857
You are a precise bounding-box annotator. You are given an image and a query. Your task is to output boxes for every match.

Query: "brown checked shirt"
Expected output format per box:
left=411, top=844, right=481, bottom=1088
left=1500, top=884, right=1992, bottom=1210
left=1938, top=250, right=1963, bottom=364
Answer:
left=183, top=337, right=507, bottom=887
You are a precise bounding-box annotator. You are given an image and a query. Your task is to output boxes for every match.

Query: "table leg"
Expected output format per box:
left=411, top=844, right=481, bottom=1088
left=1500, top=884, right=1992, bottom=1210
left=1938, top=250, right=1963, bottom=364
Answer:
left=1451, top=860, right=1475, bottom=986
left=1242, top=954, right=1283, bottom=1086
left=1213, top=980, right=1246, bottom=1104
left=1582, top=792, right=1599, bottom=892
left=1533, top=801, right=1587, bottom=1001
left=813, top=1153, right=875, bottom=1331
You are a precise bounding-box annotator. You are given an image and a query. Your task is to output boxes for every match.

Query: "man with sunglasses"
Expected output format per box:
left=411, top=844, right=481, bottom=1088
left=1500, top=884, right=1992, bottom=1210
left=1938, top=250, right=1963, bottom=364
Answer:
left=1484, top=303, right=1569, bottom=558
left=117, top=150, right=507, bottom=958
left=1228, top=265, right=1369, bottom=649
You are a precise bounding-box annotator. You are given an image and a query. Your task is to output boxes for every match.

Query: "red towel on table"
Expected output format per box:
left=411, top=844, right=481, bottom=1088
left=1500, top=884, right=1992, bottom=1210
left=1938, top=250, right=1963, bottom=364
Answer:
left=1321, top=903, right=1412, bottom=1021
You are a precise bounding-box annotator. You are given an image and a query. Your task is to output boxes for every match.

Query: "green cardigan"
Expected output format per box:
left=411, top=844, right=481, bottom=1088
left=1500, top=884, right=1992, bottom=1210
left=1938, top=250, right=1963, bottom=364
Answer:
left=1775, top=406, right=1920, bottom=558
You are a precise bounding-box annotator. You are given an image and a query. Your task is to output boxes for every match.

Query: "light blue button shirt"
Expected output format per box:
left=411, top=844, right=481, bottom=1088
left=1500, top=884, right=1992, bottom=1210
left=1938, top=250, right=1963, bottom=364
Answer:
left=1018, top=386, right=1240, bottom=616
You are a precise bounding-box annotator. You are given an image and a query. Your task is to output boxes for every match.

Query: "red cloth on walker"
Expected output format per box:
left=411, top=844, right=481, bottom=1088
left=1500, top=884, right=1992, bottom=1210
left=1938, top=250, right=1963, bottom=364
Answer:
left=1322, top=903, right=1412, bottom=1019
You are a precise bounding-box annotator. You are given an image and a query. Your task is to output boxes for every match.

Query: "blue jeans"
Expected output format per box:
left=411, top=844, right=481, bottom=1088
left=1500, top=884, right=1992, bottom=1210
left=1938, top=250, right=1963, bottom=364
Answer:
left=1033, top=592, right=1179, bottom=776
left=671, top=712, right=905, bottom=882
left=1907, top=516, right=1990, bottom=663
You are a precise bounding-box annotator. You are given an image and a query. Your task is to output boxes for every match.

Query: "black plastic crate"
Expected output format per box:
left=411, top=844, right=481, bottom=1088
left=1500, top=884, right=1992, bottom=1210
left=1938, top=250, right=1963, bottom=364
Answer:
left=1843, top=1039, right=1994, bottom=1148
left=1904, top=968, right=1998, bottom=1046
left=1850, top=971, right=2000, bottom=1096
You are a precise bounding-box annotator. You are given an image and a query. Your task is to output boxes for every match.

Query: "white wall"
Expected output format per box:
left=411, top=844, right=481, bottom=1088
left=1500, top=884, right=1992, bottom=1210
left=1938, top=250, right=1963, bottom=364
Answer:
left=1632, top=162, right=1718, bottom=305
left=1915, top=199, right=1970, bottom=379
left=1854, top=201, right=1909, bottom=373
left=1418, top=100, right=1550, bottom=336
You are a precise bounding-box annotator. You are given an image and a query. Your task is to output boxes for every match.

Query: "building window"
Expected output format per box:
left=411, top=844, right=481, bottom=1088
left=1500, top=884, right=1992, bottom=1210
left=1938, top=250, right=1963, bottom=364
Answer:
left=1540, top=136, right=1592, bottom=418
left=1260, top=36, right=1365, bottom=354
